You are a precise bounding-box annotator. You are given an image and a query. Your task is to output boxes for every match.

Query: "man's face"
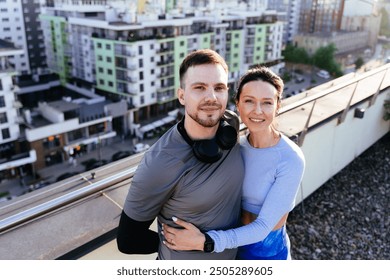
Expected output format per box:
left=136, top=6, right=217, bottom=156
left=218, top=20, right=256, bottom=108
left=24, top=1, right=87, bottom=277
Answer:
left=178, top=64, right=228, bottom=128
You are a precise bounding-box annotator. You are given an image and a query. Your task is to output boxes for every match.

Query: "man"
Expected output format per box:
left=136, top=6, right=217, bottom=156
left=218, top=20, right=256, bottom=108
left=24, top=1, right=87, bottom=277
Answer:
left=116, top=49, right=244, bottom=259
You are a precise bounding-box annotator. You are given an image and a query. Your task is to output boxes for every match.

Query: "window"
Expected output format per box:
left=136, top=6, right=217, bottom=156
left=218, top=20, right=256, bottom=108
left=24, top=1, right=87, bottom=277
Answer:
left=139, top=58, right=143, bottom=68
left=1, top=128, right=10, bottom=140
left=97, top=42, right=102, bottom=48
left=106, top=57, right=112, bottom=63
left=139, top=71, right=143, bottom=80
left=97, top=55, right=102, bottom=61
left=107, top=69, right=113, bottom=75
left=98, top=67, right=104, bottom=73
left=139, top=84, right=144, bottom=92
left=43, top=135, right=60, bottom=149
left=106, top=44, right=111, bottom=50
left=0, top=96, right=5, bottom=107
left=0, top=112, right=7, bottom=124
left=108, top=81, right=113, bottom=87
left=138, top=46, right=143, bottom=55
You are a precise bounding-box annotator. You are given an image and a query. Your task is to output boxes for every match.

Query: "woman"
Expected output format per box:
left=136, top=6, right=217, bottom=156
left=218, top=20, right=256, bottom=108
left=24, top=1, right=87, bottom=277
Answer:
left=162, top=66, right=305, bottom=260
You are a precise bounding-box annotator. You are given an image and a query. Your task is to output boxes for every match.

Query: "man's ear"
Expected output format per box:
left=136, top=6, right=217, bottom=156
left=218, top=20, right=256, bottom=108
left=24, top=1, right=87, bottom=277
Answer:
left=177, top=88, right=185, bottom=105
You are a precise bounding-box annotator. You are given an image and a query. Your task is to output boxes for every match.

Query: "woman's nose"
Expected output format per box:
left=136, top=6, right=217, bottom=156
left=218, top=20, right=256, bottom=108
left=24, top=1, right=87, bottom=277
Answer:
left=254, top=103, right=263, bottom=113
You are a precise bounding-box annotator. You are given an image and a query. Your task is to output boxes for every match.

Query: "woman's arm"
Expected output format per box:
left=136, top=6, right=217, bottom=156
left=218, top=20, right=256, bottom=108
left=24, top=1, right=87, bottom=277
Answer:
left=162, top=215, right=288, bottom=252
left=163, top=147, right=305, bottom=253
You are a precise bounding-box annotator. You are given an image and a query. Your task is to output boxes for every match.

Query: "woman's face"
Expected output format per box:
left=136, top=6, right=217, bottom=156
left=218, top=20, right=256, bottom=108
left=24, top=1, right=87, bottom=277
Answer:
left=236, top=80, right=279, bottom=133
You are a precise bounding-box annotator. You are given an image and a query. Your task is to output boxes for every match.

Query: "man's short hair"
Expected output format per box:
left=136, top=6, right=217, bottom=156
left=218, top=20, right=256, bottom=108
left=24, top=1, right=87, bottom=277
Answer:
left=179, top=49, right=228, bottom=88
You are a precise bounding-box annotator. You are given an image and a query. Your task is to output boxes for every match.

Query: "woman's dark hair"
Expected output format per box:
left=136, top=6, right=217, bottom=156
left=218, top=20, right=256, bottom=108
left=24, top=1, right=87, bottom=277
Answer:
left=179, top=49, right=228, bottom=88
left=234, top=66, right=284, bottom=102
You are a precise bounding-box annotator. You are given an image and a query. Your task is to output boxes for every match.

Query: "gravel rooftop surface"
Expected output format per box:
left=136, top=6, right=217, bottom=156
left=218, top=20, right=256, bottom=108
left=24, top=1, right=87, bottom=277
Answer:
left=288, top=132, right=389, bottom=260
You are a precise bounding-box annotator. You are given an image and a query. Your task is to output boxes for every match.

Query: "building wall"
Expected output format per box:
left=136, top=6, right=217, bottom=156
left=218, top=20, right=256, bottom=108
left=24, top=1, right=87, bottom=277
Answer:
left=0, top=73, right=20, bottom=143
left=297, top=89, right=390, bottom=204
left=0, top=0, right=29, bottom=75
left=294, top=31, right=368, bottom=55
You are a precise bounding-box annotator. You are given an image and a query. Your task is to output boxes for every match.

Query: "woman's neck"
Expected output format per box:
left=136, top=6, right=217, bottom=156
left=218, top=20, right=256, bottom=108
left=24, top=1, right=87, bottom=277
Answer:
left=248, top=128, right=280, bottom=148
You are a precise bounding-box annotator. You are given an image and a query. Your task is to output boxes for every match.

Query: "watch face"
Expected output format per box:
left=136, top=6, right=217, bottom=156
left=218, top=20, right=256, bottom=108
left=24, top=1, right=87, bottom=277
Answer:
left=204, top=242, right=214, bottom=253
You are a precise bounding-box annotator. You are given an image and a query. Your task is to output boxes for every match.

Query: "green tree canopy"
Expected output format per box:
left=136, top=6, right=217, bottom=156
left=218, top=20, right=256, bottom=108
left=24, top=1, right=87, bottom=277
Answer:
left=355, top=57, right=364, bottom=70
left=379, top=7, right=390, bottom=37
left=282, top=44, right=310, bottom=64
left=312, top=44, right=343, bottom=76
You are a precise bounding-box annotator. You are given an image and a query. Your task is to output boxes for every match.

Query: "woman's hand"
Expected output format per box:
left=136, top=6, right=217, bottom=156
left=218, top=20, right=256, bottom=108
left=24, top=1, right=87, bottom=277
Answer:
left=162, top=217, right=206, bottom=251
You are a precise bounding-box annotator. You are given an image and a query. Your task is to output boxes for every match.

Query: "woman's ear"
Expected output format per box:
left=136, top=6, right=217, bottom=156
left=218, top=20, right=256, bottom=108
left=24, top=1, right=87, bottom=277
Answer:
left=235, top=101, right=240, bottom=113
left=177, top=88, right=185, bottom=105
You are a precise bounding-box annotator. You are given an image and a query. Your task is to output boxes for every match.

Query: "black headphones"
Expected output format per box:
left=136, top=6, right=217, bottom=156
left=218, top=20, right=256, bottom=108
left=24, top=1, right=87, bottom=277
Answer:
left=177, top=115, right=238, bottom=163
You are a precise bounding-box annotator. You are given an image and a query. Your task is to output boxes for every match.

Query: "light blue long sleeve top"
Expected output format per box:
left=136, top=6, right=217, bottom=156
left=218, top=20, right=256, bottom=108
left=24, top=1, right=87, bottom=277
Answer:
left=207, top=134, right=305, bottom=253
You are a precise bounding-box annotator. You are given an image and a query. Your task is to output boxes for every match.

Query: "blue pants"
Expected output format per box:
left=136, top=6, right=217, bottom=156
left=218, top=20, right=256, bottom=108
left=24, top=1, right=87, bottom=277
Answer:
left=236, top=226, right=291, bottom=260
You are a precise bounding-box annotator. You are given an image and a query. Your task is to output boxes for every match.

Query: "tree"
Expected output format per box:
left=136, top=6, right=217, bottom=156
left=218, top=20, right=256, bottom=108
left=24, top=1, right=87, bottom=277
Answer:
left=379, top=8, right=390, bottom=37
left=355, top=57, right=364, bottom=70
left=282, top=44, right=310, bottom=64
left=312, top=44, right=343, bottom=77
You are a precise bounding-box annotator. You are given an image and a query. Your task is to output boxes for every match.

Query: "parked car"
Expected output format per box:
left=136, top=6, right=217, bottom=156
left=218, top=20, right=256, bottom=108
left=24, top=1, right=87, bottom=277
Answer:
left=133, top=143, right=150, bottom=154
left=295, top=76, right=305, bottom=83
left=111, top=151, right=133, bottom=162
left=317, top=70, right=330, bottom=79
left=84, top=159, right=108, bottom=171
left=56, top=172, right=79, bottom=182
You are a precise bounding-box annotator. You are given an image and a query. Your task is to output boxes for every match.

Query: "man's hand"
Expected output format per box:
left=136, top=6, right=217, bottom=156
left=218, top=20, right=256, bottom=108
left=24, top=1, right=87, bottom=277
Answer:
left=162, top=217, right=206, bottom=251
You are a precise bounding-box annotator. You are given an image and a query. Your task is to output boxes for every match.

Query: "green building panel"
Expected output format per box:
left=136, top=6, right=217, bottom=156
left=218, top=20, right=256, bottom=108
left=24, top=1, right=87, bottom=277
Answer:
left=93, top=38, right=117, bottom=94
left=227, top=30, right=243, bottom=72
left=165, top=0, right=176, bottom=13
left=254, top=24, right=267, bottom=64
left=173, top=37, right=187, bottom=90
left=199, top=33, right=212, bottom=50
left=39, top=15, right=68, bottom=85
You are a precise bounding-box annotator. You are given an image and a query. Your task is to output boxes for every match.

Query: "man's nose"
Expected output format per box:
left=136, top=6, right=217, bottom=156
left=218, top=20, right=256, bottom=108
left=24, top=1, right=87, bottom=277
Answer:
left=205, top=88, right=217, bottom=101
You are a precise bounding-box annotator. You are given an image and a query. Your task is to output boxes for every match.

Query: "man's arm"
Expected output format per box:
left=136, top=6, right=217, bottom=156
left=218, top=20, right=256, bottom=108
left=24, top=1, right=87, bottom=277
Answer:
left=116, top=211, right=159, bottom=254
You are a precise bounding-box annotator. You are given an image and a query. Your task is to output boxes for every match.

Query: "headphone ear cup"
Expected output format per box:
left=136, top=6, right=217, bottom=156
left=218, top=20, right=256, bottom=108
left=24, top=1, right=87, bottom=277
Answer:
left=216, top=121, right=238, bottom=150
left=192, top=140, right=222, bottom=163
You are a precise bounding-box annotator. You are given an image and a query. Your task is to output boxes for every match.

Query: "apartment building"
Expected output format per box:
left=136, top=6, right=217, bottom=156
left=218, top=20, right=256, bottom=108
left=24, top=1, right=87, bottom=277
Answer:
left=267, top=0, right=301, bottom=45
left=0, top=39, right=36, bottom=182
left=0, top=0, right=47, bottom=77
left=39, top=0, right=283, bottom=133
left=25, top=97, right=124, bottom=170
left=299, top=0, right=345, bottom=34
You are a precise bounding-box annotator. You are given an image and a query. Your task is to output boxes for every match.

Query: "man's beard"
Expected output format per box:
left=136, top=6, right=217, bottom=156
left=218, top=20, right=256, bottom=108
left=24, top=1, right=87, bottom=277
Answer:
left=187, top=105, right=223, bottom=128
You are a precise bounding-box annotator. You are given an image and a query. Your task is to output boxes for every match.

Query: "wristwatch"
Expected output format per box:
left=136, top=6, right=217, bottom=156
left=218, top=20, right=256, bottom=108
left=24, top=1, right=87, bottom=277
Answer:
left=203, top=233, right=214, bottom=253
